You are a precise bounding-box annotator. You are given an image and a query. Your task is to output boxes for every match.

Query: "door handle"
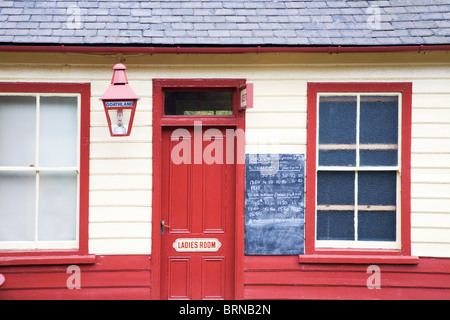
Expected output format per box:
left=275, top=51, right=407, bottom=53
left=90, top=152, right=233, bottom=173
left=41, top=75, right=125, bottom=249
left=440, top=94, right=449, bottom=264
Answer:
left=161, top=220, right=170, bottom=235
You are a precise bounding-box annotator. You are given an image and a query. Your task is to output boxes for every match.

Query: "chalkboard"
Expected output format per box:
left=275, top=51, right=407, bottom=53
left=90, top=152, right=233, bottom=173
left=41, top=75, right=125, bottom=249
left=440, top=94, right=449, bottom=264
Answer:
left=245, top=154, right=305, bottom=255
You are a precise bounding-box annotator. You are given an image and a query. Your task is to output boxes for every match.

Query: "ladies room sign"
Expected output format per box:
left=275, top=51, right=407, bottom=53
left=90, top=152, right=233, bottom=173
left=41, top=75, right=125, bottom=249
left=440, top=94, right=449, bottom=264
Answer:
left=245, top=154, right=305, bottom=255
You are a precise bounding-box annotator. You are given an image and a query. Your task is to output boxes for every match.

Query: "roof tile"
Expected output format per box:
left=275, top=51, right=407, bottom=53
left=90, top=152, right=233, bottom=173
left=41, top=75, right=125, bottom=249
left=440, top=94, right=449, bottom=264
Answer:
left=0, top=0, right=448, bottom=46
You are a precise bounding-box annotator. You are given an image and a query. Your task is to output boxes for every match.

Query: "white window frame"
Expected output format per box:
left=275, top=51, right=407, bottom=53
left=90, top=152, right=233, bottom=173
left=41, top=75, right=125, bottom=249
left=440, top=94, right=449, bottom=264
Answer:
left=315, top=92, right=402, bottom=250
left=0, top=93, right=81, bottom=250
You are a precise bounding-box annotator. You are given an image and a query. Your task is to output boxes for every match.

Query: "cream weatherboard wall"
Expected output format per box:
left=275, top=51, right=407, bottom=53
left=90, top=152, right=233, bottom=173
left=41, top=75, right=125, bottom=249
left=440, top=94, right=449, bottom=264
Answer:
left=0, top=51, right=449, bottom=258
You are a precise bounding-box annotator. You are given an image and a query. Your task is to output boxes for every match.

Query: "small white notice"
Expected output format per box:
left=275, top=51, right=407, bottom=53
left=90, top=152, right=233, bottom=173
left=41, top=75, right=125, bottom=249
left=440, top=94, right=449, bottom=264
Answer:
left=173, top=238, right=222, bottom=252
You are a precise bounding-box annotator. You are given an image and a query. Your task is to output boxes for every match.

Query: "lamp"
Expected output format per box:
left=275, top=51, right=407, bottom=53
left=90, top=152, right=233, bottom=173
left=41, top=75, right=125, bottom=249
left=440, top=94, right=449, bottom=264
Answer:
left=100, top=64, right=139, bottom=137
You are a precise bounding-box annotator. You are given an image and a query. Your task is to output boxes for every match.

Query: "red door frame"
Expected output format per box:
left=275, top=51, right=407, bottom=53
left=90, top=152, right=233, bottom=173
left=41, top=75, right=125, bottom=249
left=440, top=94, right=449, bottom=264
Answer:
left=151, top=79, right=247, bottom=300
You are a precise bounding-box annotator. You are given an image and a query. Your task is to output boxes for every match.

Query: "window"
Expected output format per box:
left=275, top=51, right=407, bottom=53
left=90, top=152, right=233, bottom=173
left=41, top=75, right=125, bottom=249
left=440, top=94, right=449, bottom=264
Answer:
left=317, top=94, right=400, bottom=247
left=0, top=83, right=91, bottom=264
left=164, top=90, right=233, bottom=116
left=303, top=83, right=417, bottom=263
left=0, top=96, right=78, bottom=249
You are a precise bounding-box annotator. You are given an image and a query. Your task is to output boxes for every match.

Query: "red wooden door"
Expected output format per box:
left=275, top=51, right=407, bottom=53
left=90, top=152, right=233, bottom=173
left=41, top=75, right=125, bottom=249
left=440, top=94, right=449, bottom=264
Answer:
left=160, top=126, right=236, bottom=300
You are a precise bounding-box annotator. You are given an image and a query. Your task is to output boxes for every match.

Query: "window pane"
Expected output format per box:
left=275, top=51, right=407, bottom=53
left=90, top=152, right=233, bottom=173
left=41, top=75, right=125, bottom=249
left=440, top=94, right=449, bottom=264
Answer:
left=39, top=97, right=78, bottom=167
left=0, top=171, right=36, bottom=241
left=358, top=211, right=396, bottom=241
left=317, top=210, right=354, bottom=240
left=317, top=171, right=355, bottom=206
left=358, top=171, right=397, bottom=206
left=164, top=91, right=233, bottom=116
left=358, top=171, right=397, bottom=242
left=319, top=149, right=356, bottom=167
left=319, top=96, right=357, bottom=145
left=318, top=96, right=357, bottom=166
left=0, top=96, right=36, bottom=166
left=360, top=96, right=398, bottom=166
left=360, top=149, right=398, bottom=167
left=360, top=96, right=398, bottom=144
left=317, top=171, right=356, bottom=241
left=38, top=171, right=77, bottom=241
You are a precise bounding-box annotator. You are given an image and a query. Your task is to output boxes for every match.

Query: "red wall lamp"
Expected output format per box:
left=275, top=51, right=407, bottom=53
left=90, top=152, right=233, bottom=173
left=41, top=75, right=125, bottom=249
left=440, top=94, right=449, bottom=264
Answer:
left=100, top=64, right=139, bottom=136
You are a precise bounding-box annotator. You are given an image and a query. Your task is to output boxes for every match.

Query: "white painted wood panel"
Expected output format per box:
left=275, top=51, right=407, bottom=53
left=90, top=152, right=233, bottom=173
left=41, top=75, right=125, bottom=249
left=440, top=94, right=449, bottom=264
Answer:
left=412, top=139, right=450, bottom=154
left=413, top=94, right=450, bottom=109
left=90, top=190, right=151, bottom=207
left=413, top=109, right=450, bottom=124
left=412, top=124, right=450, bottom=138
left=90, top=159, right=152, bottom=175
left=411, top=198, right=450, bottom=214
left=90, top=207, right=151, bottom=223
left=412, top=154, right=450, bottom=168
left=90, top=142, right=152, bottom=159
left=250, top=95, right=306, bottom=113
left=413, top=79, right=450, bottom=94
left=412, top=228, right=450, bottom=244
left=411, top=169, right=450, bottom=184
left=89, top=239, right=151, bottom=255
left=90, top=174, right=152, bottom=191
left=246, top=112, right=306, bottom=129
left=412, top=183, right=450, bottom=199
left=89, top=222, right=151, bottom=239
left=412, top=213, right=450, bottom=228
left=412, top=243, right=450, bottom=258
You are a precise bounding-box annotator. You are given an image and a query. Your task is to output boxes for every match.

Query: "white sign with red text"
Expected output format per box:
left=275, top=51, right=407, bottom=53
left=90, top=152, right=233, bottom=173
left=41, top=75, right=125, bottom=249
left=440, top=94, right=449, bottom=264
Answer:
left=173, top=238, right=222, bottom=252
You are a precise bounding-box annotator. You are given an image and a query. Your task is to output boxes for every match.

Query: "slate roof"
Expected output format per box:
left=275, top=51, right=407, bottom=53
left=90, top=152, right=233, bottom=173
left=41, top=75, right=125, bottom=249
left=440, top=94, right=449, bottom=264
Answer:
left=0, top=0, right=449, bottom=46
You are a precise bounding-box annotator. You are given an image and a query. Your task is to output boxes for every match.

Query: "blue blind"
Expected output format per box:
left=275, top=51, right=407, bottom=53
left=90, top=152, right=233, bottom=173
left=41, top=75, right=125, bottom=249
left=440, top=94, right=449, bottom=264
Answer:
left=318, top=96, right=356, bottom=167
left=316, top=94, right=399, bottom=243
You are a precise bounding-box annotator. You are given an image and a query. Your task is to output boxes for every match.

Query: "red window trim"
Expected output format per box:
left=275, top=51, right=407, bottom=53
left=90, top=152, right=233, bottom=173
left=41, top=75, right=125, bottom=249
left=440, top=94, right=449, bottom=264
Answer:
left=0, top=82, right=94, bottom=266
left=301, top=82, right=418, bottom=265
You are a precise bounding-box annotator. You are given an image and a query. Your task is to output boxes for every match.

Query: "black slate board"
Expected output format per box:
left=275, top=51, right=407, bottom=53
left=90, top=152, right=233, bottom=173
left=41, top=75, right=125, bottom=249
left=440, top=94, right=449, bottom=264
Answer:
left=245, top=154, right=305, bottom=255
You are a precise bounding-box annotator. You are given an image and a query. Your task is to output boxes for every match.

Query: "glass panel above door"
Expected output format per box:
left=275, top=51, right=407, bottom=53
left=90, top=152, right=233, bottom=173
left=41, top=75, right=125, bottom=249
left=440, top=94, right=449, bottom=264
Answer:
left=164, top=91, right=233, bottom=116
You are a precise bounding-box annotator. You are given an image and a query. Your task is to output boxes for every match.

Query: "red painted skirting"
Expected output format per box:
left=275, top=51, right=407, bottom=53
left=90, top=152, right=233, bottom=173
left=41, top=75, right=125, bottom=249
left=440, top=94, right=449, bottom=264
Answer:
left=0, top=255, right=449, bottom=300
left=244, top=256, right=450, bottom=300
left=0, top=255, right=450, bottom=300
left=0, top=255, right=151, bottom=300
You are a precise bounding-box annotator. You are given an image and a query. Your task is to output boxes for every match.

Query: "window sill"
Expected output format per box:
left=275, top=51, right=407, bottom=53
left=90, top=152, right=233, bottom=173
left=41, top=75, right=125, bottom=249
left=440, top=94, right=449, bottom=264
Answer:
left=299, top=254, right=419, bottom=265
left=0, top=254, right=96, bottom=266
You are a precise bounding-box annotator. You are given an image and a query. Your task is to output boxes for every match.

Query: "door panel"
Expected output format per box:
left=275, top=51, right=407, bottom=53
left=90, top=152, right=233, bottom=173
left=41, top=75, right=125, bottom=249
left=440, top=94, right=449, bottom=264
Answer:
left=168, top=135, right=192, bottom=233
left=202, top=257, right=226, bottom=300
left=168, top=257, right=191, bottom=300
left=161, top=126, right=236, bottom=300
left=203, top=154, right=226, bottom=233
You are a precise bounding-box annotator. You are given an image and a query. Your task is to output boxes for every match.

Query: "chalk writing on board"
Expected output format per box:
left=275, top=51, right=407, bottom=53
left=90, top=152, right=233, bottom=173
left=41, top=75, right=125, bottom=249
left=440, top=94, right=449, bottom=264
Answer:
left=245, top=154, right=305, bottom=255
